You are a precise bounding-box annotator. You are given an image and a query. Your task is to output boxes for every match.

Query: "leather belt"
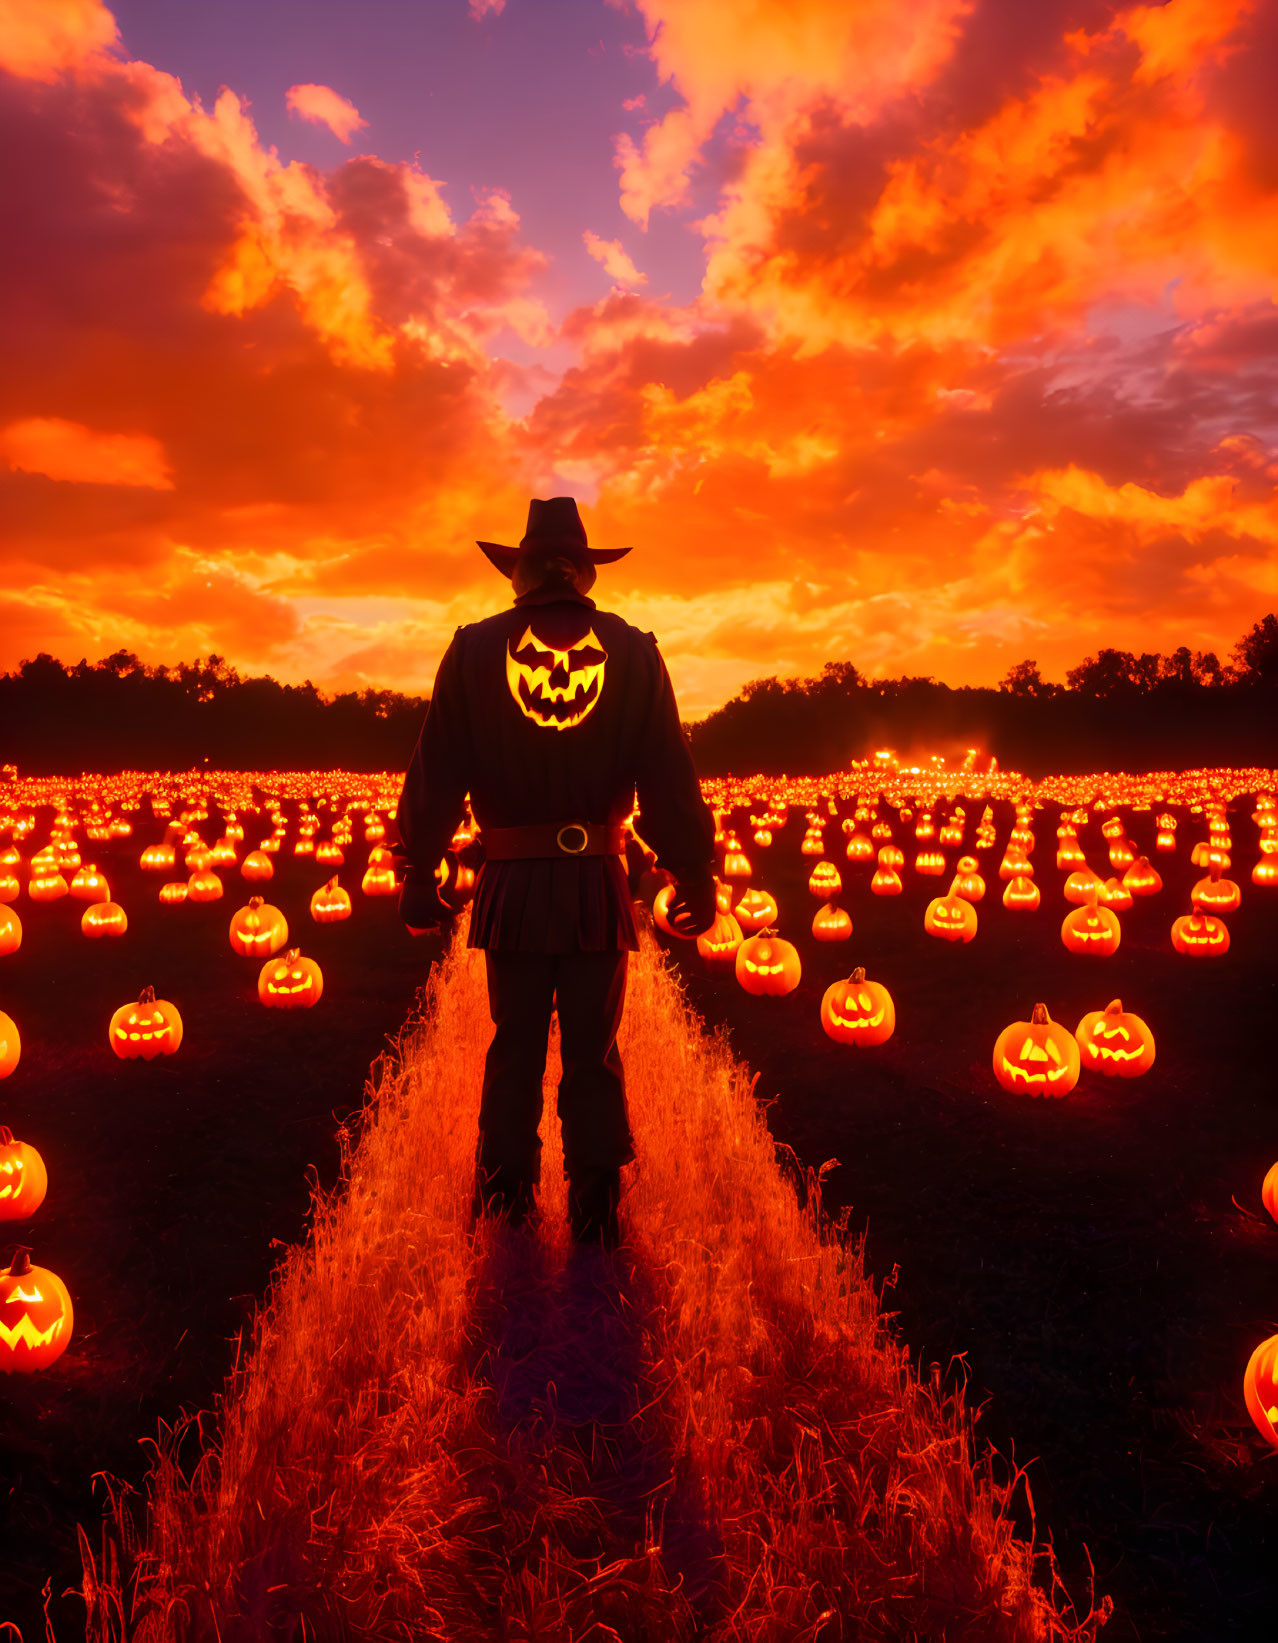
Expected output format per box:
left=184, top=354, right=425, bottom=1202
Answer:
left=481, top=822, right=626, bottom=859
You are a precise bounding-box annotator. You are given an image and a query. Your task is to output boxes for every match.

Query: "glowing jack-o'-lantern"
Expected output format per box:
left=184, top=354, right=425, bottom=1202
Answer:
left=229, top=896, right=289, bottom=956
left=310, top=877, right=353, bottom=923
left=1252, top=858, right=1278, bottom=885
left=361, top=862, right=398, bottom=897
left=69, top=863, right=110, bottom=902
left=0, top=874, right=18, bottom=904
left=0, top=905, right=21, bottom=956
left=240, top=850, right=275, bottom=882
left=506, top=617, right=608, bottom=730
left=1099, top=876, right=1133, bottom=911
left=1122, top=856, right=1162, bottom=896
left=1002, top=874, right=1040, bottom=912
left=187, top=870, right=223, bottom=902
left=915, top=849, right=946, bottom=876
left=721, top=842, right=753, bottom=882
left=258, top=948, right=324, bottom=1009
left=0, top=1010, right=21, bottom=1078
left=715, top=880, right=735, bottom=914
left=820, top=967, right=895, bottom=1045
left=870, top=866, right=903, bottom=896
left=139, top=842, right=176, bottom=872
left=808, top=861, right=842, bottom=900
left=1243, top=1334, right=1278, bottom=1450
left=923, top=882, right=978, bottom=943
left=811, top=902, right=852, bottom=942
left=733, top=887, right=779, bottom=933
left=1075, top=998, right=1155, bottom=1077
left=159, top=881, right=188, bottom=905
left=0, top=1127, right=47, bottom=1220
left=653, top=883, right=689, bottom=938
left=735, top=930, right=801, bottom=996
left=1262, top=1160, right=1278, bottom=1224
left=82, top=900, right=128, bottom=937
left=28, top=869, right=69, bottom=902
left=1061, top=888, right=1121, bottom=955
left=1190, top=864, right=1241, bottom=911
left=697, top=910, right=743, bottom=963
left=1063, top=866, right=1103, bottom=905
left=845, top=832, right=875, bottom=862
left=315, top=841, right=345, bottom=867
left=1170, top=901, right=1230, bottom=956
left=993, top=1004, right=1080, bottom=1097
left=110, top=986, right=183, bottom=1060
left=952, top=856, right=985, bottom=902
left=0, top=1250, right=73, bottom=1372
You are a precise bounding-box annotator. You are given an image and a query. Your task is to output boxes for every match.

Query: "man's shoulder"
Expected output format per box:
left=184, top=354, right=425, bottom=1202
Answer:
left=461, top=604, right=659, bottom=649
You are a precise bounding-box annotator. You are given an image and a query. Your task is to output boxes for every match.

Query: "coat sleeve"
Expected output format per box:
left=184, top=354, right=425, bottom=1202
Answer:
left=393, top=631, right=470, bottom=877
left=632, top=636, right=716, bottom=885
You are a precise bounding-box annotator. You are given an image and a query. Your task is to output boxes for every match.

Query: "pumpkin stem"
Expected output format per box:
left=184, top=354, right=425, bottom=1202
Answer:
left=1030, top=1003, right=1050, bottom=1024
left=138, top=984, right=156, bottom=1005
left=0, top=1126, right=12, bottom=1145
left=283, top=947, right=300, bottom=963
left=7, top=1248, right=32, bottom=1276
left=850, top=967, right=866, bottom=983
left=325, top=876, right=338, bottom=891
left=249, top=895, right=263, bottom=909
left=1106, top=999, right=1123, bottom=1015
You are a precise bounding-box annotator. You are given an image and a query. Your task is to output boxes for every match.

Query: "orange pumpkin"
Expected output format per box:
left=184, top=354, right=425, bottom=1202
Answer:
left=110, top=986, right=183, bottom=1060
left=951, top=856, right=985, bottom=902
left=361, top=863, right=398, bottom=897
left=1262, top=1160, right=1278, bottom=1224
left=1099, top=876, right=1133, bottom=910
left=1075, top=998, right=1155, bottom=1077
left=0, top=1126, right=47, bottom=1220
left=1170, top=902, right=1230, bottom=956
left=81, top=900, right=128, bottom=938
left=0, top=1250, right=73, bottom=1372
left=992, top=1004, right=1080, bottom=1097
left=1002, top=874, right=1040, bottom=911
left=1061, top=889, right=1121, bottom=956
left=0, top=905, right=22, bottom=956
left=240, top=850, right=275, bottom=881
left=870, top=867, right=903, bottom=896
left=696, top=911, right=743, bottom=963
left=0, top=1011, right=20, bottom=1078
left=310, top=877, right=353, bottom=923
left=1190, top=864, right=1241, bottom=911
left=923, top=883, right=977, bottom=943
left=844, top=832, right=875, bottom=862
left=27, top=869, right=69, bottom=902
left=735, top=930, right=801, bottom=997
left=914, top=849, right=946, bottom=876
left=820, top=967, right=895, bottom=1045
left=1243, top=1334, right=1278, bottom=1450
left=229, top=896, right=289, bottom=957
left=69, top=863, right=110, bottom=902
left=1063, top=866, right=1103, bottom=905
left=733, top=888, right=779, bottom=933
left=187, top=870, right=224, bottom=903
left=259, top=948, right=324, bottom=1009
left=158, top=881, right=188, bottom=905
left=811, top=902, right=853, bottom=942
left=1122, top=856, right=1162, bottom=896
left=808, top=861, right=842, bottom=900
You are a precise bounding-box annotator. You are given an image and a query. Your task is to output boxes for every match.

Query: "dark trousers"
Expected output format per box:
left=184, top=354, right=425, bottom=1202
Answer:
left=478, top=948, right=634, bottom=1186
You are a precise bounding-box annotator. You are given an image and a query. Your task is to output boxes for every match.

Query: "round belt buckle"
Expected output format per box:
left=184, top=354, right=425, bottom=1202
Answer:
left=556, top=823, right=589, bottom=855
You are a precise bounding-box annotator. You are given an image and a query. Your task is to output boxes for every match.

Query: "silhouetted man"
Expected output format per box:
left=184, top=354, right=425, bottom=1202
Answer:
left=394, top=497, right=716, bottom=1248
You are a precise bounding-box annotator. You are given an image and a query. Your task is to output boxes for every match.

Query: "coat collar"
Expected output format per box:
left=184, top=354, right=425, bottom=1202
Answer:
left=512, top=588, right=597, bottom=610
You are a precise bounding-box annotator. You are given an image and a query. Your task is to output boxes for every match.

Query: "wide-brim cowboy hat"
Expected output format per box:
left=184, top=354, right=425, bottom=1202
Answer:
left=477, top=496, right=632, bottom=577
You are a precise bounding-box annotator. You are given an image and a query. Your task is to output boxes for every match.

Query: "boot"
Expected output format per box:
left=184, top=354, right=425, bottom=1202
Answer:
left=568, top=1166, right=622, bottom=1250
left=471, top=1164, right=538, bottom=1232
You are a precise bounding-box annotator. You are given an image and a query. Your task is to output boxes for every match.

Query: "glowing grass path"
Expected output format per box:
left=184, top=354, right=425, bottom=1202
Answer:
left=109, top=922, right=1109, bottom=1641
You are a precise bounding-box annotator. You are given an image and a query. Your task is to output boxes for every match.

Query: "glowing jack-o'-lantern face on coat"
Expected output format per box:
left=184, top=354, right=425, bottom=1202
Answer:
left=0, top=1250, right=74, bottom=1371
left=993, top=1004, right=1080, bottom=1097
left=506, top=619, right=608, bottom=730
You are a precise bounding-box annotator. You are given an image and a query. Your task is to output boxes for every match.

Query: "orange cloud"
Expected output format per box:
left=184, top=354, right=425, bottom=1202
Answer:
left=1, top=418, right=174, bottom=489
left=0, top=0, right=117, bottom=81
left=583, top=230, right=647, bottom=286
left=285, top=82, right=369, bottom=145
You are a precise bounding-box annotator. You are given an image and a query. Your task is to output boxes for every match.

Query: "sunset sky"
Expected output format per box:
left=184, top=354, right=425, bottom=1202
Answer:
left=2, top=0, right=1277, bottom=714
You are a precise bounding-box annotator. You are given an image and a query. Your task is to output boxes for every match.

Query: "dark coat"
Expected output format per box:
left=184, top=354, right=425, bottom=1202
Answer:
left=394, top=588, right=715, bottom=952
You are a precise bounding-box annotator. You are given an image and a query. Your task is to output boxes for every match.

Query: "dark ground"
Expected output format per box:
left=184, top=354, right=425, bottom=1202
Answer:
left=0, top=785, right=1275, bottom=1641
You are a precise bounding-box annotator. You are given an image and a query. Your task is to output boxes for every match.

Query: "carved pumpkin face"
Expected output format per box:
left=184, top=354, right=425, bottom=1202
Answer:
left=140, top=843, right=176, bottom=872
left=696, top=911, right=743, bottom=963
left=1075, top=998, right=1155, bottom=1077
left=915, top=850, right=946, bottom=876
left=0, top=1127, right=48, bottom=1220
left=811, top=902, right=852, bottom=942
left=733, top=888, right=779, bottom=933
left=229, top=896, right=289, bottom=956
left=1190, top=867, right=1241, bottom=911
left=310, top=876, right=353, bottom=923
left=0, top=1251, right=73, bottom=1372
left=808, top=861, right=842, bottom=900
left=259, top=948, right=324, bottom=1009
left=1061, top=891, right=1122, bottom=955
left=110, top=986, right=183, bottom=1059
left=1170, top=903, right=1230, bottom=955
left=735, top=930, right=802, bottom=996
left=821, top=968, right=895, bottom=1045
left=506, top=618, right=608, bottom=730
left=1243, top=1334, right=1278, bottom=1450
left=923, top=886, right=978, bottom=943
left=993, top=1004, right=1080, bottom=1096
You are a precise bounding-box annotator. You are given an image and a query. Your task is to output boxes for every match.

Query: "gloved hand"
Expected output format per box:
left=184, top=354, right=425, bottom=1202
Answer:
left=399, top=865, right=456, bottom=934
left=664, top=875, right=718, bottom=939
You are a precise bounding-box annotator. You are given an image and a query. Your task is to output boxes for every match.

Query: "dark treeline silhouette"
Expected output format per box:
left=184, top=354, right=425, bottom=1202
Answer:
left=2, top=616, right=1276, bottom=777
left=0, top=652, right=427, bottom=774
left=688, top=615, right=1278, bottom=778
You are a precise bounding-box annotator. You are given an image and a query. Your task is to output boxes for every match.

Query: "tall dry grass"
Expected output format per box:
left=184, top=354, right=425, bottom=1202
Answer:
left=87, top=922, right=1109, bottom=1641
